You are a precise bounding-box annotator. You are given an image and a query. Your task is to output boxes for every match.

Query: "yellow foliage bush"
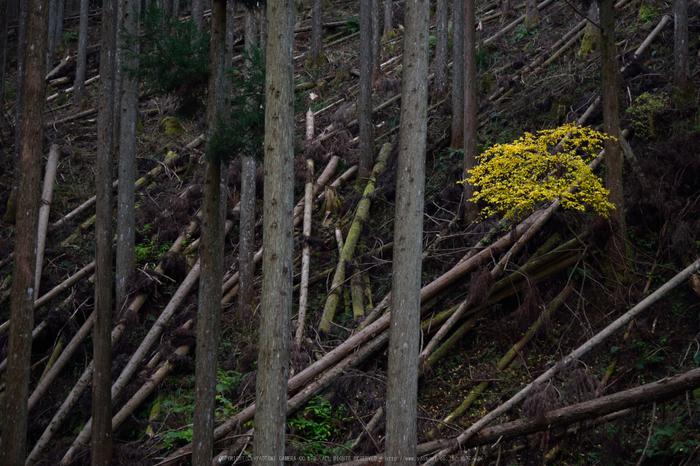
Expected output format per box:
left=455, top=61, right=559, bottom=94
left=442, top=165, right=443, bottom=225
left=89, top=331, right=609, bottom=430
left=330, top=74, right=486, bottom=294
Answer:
left=460, top=124, right=615, bottom=220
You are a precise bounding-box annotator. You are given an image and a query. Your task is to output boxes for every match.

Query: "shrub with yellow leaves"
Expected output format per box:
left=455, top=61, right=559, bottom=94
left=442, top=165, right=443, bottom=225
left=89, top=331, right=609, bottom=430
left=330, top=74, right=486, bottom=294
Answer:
left=460, top=124, right=616, bottom=220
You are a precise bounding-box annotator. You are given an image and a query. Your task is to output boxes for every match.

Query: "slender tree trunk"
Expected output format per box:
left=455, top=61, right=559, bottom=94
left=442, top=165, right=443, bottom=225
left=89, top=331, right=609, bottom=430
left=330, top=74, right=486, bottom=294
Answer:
left=600, top=0, right=626, bottom=251
left=434, top=0, right=448, bottom=97
left=47, top=0, right=57, bottom=74
left=116, top=0, right=141, bottom=310
left=384, top=0, right=392, bottom=37
left=192, top=0, right=227, bottom=463
left=245, top=6, right=258, bottom=51
left=0, top=0, right=8, bottom=129
left=253, top=0, right=294, bottom=462
left=55, top=0, right=65, bottom=46
left=524, top=0, right=540, bottom=27
left=192, top=0, right=203, bottom=31
left=309, top=0, right=323, bottom=66
left=4, top=0, right=28, bottom=225
left=385, top=0, right=428, bottom=463
left=450, top=0, right=464, bottom=149
left=0, top=0, right=47, bottom=464
left=259, top=5, right=266, bottom=47
left=462, top=0, right=477, bottom=223
left=73, top=0, right=89, bottom=103
left=371, top=0, right=380, bottom=85
left=93, top=0, right=118, bottom=463
left=239, top=5, right=257, bottom=326
left=673, top=0, right=694, bottom=104
left=225, top=0, right=236, bottom=71
left=173, top=0, right=180, bottom=19
left=358, top=0, right=374, bottom=185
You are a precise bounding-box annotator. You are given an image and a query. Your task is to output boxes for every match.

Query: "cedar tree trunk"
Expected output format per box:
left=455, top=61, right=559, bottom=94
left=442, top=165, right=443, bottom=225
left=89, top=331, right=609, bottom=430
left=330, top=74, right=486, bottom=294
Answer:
left=434, top=0, right=448, bottom=97
left=462, top=0, right=478, bottom=223
left=93, top=0, right=118, bottom=463
left=252, top=0, right=294, bottom=462
left=358, top=0, right=374, bottom=184
left=116, top=0, right=141, bottom=309
left=385, top=0, right=429, bottom=462
left=450, top=0, right=464, bottom=149
left=74, top=0, right=89, bottom=103
left=0, top=0, right=47, bottom=463
left=600, top=0, right=626, bottom=254
left=192, top=0, right=227, bottom=463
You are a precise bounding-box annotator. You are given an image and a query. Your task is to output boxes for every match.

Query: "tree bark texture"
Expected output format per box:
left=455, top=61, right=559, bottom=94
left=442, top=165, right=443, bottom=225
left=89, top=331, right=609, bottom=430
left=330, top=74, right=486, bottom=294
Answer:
left=462, top=0, right=478, bottom=223
left=434, top=0, right=448, bottom=96
left=47, top=0, right=57, bottom=74
left=239, top=4, right=258, bottom=326
left=371, top=0, right=381, bottom=85
left=384, top=0, right=392, bottom=37
left=600, top=0, right=625, bottom=239
left=93, top=0, right=118, bottom=462
left=358, top=0, right=374, bottom=183
left=73, top=0, right=89, bottom=103
left=192, top=0, right=227, bottom=463
left=0, top=0, right=8, bottom=129
left=450, top=0, right=464, bottom=149
left=309, top=0, right=323, bottom=64
left=116, top=0, right=141, bottom=310
left=386, top=0, right=429, bottom=463
left=192, top=0, right=203, bottom=31
left=238, top=155, right=256, bottom=322
left=253, top=0, right=295, bottom=462
left=0, top=0, right=47, bottom=463
left=673, top=0, right=694, bottom=102
left=4, top=0, right=28, bottom=224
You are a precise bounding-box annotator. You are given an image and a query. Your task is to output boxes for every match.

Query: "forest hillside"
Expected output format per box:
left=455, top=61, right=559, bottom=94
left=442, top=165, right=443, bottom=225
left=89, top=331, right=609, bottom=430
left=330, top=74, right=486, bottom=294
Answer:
left=2, top=0, right=700, bottom=464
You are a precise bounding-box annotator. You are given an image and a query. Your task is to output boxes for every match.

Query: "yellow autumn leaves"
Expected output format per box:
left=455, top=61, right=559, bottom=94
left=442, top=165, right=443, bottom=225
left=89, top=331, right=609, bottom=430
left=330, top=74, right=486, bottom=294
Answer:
left=460, top=124, right=616, bottom=220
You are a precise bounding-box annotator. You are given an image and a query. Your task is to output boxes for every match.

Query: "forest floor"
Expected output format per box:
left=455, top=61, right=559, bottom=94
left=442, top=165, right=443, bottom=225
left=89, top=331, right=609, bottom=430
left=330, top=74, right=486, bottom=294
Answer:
left=2, top=0, right=700, bottom=464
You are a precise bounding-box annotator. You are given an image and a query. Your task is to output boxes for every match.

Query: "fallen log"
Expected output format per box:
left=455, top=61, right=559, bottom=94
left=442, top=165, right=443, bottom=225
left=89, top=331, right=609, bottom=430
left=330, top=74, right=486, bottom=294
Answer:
left=423, top=257, right=700, bottom=464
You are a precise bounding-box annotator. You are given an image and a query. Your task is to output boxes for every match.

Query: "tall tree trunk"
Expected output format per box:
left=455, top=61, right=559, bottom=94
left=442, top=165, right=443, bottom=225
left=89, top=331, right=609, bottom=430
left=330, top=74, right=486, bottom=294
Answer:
left=55, top=0, right=65, bottom=47
left=4, top=0, right=28, bottom=224
left=450, top=0, right=464, bottom=149
left=253, top=0, right=294, bottom=462
left=385, top=0, right=428, bottom=463
left=225, top=0, right=236, bottom=71
left=259, top=5, right=266, bottom=47
left=192, top=0, right=227, bottom=463
left=0, top=0, right=8, bottom=129
left=47, top=0, right=57, bottom=74
left=239, top=5, right=257, bottom=326
left=524, top=0, right=540, bottom=27
left=192, top=0, right=203, bottom=31
left=172, top=0, right=180, bottom=20
left=462, top=0, right=477, bottom=223
left=308, top=0, right=324, bottom=66
left=673, top=0, right=694, bottom=104
left=245, top=6, right=258, bottom=50
left=93, top=0, right=118, bottom=462
left=384, top=0, right=392, bottom=37
left=600, top=0, right=626, bottom=255
left=434, top=0, right=448, bottom=97
left=116, top=0, right=141, bottom=310
left=0, top=0, right=47, bottom=464
left=371, top=0, right=380, bottom=85
left=73, top=0, right=89, bottom=103
left=358, top=0, right=374, bottom=185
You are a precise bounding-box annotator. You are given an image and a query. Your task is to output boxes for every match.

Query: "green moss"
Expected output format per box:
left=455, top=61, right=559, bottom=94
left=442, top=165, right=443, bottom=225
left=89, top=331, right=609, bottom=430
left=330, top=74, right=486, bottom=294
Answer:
left=161, top=117, right=184, bottom=137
